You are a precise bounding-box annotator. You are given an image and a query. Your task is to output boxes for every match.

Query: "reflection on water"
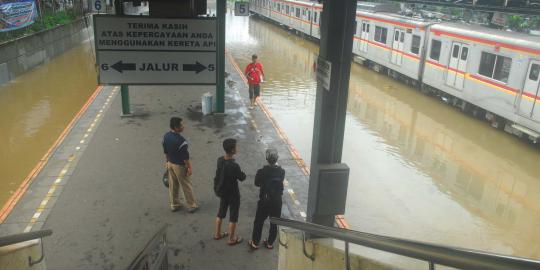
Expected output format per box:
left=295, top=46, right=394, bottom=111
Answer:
left=226, top=13, right=540, bottom=261
left=0, top=42, right=97, bottom=206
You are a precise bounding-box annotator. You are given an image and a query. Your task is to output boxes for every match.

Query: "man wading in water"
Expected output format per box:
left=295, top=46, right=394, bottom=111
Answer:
left=245, top=54, right=265, bottom=110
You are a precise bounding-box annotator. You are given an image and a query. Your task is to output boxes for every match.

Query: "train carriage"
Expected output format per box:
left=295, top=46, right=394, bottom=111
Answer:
left=249, top=0, right=540, bottom=142
left=353, top=12, right=432, bottom=83
left=250, top=0, right=321, bottom=38
left=422, top=23, right=540, bottom=137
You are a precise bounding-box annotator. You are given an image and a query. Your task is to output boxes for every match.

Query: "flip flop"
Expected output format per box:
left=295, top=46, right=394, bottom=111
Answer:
left=228, top=236, right=243, bottom=246
left=263, top=240, right=274, bottom=250
left=213, top=232, right=229, bottom=240
left=248, top=240, right=259, bottom=251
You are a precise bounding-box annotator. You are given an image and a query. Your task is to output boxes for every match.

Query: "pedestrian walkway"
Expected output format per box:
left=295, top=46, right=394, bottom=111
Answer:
left=0, top=55, right=310, bottom=269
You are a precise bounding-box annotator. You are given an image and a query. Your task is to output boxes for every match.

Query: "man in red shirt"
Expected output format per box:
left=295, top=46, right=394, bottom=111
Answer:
left=244, top=54, right=265, bottom=109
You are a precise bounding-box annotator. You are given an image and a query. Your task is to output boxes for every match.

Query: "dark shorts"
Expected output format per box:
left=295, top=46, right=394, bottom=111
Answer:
left=249, top=84, right=260, bottom=100
left=217, top=194, right=240, bottom=223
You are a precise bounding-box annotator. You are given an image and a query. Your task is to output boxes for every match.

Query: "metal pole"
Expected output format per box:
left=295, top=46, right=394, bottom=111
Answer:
left=121, top=85, right=130, bottom=115
left=114, top=0, right=130, bottom=116
left=306, top=0, right=356, bottom=227
left=215, top=0, right=226, bottom=113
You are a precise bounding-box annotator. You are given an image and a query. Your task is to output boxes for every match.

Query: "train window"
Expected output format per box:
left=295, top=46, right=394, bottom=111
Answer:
left=286, top=6, right=289, bottom=13
left=400, top=32, right=404, bottom=42
left=394, top=31, right=399, bottom=42
left=296, top=8, right=300, bottom=18
left=374, top=26, right=388, bottom=44
left=411, top=35, right=421, bottom=54
left=530, top=64, right=540, bottom=81
left=430, top=40, right=442, bottom=61
left=452, top=45, right=460, bottom=58
left=479, top=52, right=496, bottom=78
left=494, top=56, right=512, bottom=83
left=308, top=11, right=311, bottom=21
left=314, top=12, right=318, bottom=23
left=479, top=52, right=512, bottom=83
left=461, top=47, right=468, bottom=61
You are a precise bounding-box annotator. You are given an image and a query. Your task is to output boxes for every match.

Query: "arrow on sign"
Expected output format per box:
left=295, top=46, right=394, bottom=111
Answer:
left=183, top=62, right=206, bottom=74
left=111, top=61, right=136, bottom=73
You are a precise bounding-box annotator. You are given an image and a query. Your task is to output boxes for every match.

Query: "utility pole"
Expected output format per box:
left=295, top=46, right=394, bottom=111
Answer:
left=306, top=0, right=356, bottom=228
left=114, top=0, right=131, bottom=116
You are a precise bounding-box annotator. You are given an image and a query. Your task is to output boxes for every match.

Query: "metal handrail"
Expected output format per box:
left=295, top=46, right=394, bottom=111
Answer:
left=0, top=229, right=53, bottom=267
left=270, top=217, right=540, bottom=270
left=126, top=224, right=168, bottom=270
left=0, top=229, right=52, bottom=247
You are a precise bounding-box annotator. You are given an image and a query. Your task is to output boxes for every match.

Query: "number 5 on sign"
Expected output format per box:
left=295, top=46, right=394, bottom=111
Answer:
left=235, top=2, right=249, bottom=16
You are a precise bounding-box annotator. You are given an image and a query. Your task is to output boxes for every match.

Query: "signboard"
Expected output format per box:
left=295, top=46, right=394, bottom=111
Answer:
left=491, top=12, right=508, bottom=27
left=0, top=0, right=37, bottom=33
left=316, top=57, right=331, bottom=91
left=235, top=2, right=249, bottom=16
left=94, top=15, right=216, bottom=85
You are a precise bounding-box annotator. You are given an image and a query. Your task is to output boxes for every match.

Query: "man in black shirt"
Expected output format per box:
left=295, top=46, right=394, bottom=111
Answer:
left=163, top=117, right=198, bottom=213
left=248, top=148, right=285, bottom=250
left=213, top=138, right=246, bottom=245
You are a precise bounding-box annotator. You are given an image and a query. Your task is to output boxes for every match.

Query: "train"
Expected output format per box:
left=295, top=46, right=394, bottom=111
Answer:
left=248, top=0, right=540, bottom=144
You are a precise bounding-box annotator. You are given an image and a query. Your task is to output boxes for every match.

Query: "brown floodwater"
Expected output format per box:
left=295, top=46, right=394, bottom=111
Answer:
left=0, top=42, right=97, bottom=206
left=226, top=13, right=540, bottom=265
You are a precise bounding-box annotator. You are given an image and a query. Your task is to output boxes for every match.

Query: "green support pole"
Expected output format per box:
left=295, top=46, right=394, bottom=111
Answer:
left=215, top=0, right=226, bottom=113
left=114, top=0, right=130, bottom=116
left=121, top=85, right=131, bottom=115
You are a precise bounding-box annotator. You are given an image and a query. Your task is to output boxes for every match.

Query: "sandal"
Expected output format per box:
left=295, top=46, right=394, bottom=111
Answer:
left=228, top=236, right=243, bottom=246
left=248, top=240, right=259, bottom=251
left=263, top=240, right=274, bottom=249
left=213, top=232, right=229, bottom=240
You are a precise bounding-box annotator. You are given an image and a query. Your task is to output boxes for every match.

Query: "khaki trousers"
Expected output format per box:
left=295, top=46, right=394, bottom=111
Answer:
left=167, top=162, right=197, bottom=209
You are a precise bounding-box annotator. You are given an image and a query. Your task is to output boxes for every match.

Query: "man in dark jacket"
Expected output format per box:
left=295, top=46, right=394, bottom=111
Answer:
left=213, top=138, right=246, bottom=245
left=163, top=117, right=198, bottom=213
left=248, top=148, right=285, bottom=250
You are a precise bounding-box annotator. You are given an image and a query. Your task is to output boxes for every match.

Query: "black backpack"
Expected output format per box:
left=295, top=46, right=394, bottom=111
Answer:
left=213, top=159, right=227, bottom=197
left=260, top=167, right=284, bottom=202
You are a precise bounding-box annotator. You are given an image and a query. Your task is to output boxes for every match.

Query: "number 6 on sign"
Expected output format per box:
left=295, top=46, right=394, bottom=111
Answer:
left=235, top=2, right=249, bottom=16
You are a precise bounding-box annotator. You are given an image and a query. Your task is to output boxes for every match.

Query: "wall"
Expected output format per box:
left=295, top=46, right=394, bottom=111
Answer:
left=0, top=16, right=94, bottom=86
left=0, top=239, right=46, bottom=270
left=278, top=230, right=400, bottom=270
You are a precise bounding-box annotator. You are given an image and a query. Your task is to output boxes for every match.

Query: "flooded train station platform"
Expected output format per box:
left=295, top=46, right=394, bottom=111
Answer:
left=225, top=11, right=540, bottom=263
left=0, top=53, right=309, bottom=269
left=1, top=1, right=540, bottom=269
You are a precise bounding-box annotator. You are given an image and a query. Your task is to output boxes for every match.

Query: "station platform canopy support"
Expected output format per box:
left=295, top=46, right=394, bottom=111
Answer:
left=306, top=0, right=357, bottom=229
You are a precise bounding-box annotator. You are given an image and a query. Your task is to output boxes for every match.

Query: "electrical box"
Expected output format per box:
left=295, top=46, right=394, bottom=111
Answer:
left=315, top=163, right=349, bottom=216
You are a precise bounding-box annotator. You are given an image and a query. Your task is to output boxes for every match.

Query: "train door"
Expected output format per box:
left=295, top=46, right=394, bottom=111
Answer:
left=360, top=21, right=370, bottom=53
left=391, top=29, right=405, bottom=65
left=518, top=60, right=540, bottom=118
left=446, top=42, right=469, bottom=90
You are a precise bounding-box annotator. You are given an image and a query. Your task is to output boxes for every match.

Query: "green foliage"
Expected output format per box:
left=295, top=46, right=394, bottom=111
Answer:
left=0, top=11, right=77, bottom=44
left=508, top=15, right=525, bottom=31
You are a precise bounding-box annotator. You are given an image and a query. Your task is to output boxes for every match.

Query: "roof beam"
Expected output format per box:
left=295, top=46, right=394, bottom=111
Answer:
left=388, top=1, right=540, bottom=15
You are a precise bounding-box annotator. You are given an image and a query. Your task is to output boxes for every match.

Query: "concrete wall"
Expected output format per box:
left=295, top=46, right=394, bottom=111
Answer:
left=0, top=16, right=94, bottom=86
left=0, top=239, right=46, bottom=270
left=278, top=230, right=400, bottom=270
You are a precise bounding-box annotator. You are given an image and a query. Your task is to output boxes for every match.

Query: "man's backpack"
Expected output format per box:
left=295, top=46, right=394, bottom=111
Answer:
left=260, top=167, right=284, bottom=202
left=213, top=159, right=227, bottom=197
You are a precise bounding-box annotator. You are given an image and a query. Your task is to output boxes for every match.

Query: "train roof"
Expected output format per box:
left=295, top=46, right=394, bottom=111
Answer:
left=356, top=2, right=400, bottom=13
left=430, top=23, right=540, bottom=53
left=356, top=11, right=434, bottom=29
